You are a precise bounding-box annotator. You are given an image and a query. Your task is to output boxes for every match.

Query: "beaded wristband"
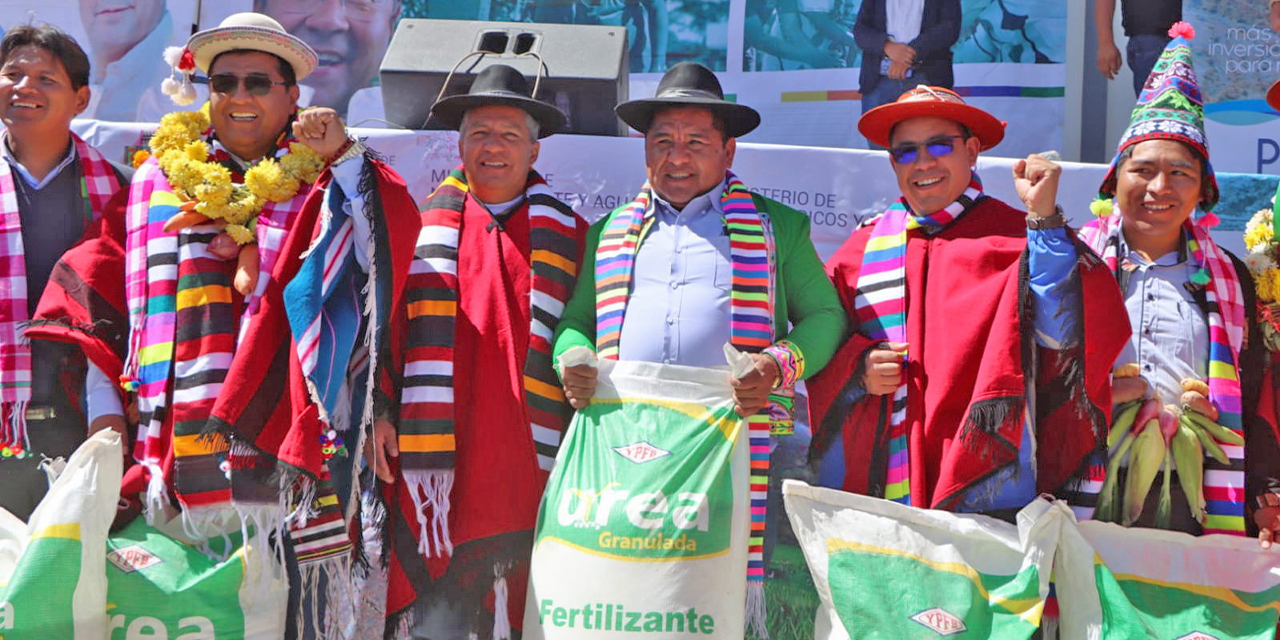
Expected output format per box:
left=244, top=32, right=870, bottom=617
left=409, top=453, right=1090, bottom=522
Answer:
left=763, top=339, right=805, bottom=390
left=327, top=137, right=364, bottom=166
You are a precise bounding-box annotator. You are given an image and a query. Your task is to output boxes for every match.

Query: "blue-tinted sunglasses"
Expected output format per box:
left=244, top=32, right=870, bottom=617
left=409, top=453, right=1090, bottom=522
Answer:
left=889, top=134, right=969, bottom=164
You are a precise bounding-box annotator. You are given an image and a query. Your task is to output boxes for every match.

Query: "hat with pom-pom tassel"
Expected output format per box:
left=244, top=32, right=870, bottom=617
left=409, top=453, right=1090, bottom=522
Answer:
left=160, top=45, right=199, bottom=105
left=1097, top=21, right=1219, bottom=210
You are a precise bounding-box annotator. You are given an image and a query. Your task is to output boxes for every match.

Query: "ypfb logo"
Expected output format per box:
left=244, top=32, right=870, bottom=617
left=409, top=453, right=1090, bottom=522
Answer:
left=612, top=442, right=670, bottom=464
left=107, top=546, right=163, bottom=573
left=910, top=608, right=967, bottom=636
left=1174, top=633, right=1221, bottom=640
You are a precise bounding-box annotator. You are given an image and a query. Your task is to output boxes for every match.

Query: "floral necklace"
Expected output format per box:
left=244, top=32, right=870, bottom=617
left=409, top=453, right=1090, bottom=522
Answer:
left=1244, top=187, right=1280, bottom=352
left=142, top=107, right=325, bottom=244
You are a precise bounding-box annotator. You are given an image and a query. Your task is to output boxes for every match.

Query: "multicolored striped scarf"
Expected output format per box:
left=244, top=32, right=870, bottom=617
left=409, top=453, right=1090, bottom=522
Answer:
left=400, top=167, right=579, bottom=557
left=851, top=174, right=986, bottom=507
left=592, top=171, right=800, bottom=638
left=121, top=132, right=310, bottom=526
left=0, top=133, right=123, bottom=457
left=276, top=174, right=388, bottom=621
left=1080, top=212, right=1247, bottom=535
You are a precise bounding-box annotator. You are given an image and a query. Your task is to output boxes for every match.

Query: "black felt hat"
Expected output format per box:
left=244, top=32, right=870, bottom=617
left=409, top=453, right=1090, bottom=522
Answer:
left=615, top=62, right=760, bottom=138
left=430, top=64, right=567, bottom=138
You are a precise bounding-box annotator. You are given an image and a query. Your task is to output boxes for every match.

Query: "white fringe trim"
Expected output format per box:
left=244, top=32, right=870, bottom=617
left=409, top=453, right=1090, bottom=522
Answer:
left=403, top=469, right=454, bottom=558
left=8, top=400, right=29, bottom=451
left=1042, top=613, right=1058, bottom=640
left=746, top=582, right=768, bottom=639
left=492, top=564, right=511, bottom=640
left=142, top=461, right=173, bottom=525
left=298, top=554, right=355, bottom=640
left=181, top=504, right=235, bottom=543
left=289, top=473, right=319, bottom=528
left=358, top=211, right=380, bottom=457
left=236, top=504, right=289, bottom=604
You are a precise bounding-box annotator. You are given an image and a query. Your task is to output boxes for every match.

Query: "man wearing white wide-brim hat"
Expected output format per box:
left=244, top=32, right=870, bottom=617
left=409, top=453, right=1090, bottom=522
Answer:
left=52, top=12, right=421, bottom=639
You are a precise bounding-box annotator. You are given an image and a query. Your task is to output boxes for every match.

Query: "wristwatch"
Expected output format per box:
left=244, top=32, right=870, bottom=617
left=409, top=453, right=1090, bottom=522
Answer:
left=329, top=136, right=366, bottom=166
left=1026, top=205, right=1066, bottom=229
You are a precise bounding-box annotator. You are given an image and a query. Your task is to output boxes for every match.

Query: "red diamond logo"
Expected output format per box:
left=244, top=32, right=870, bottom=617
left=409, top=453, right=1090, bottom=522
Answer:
left=612, top=442, right=670, bottom=464
left=910, top=608, right=967, bottom=636
left=107, top=545, right=162, bottom=573
left=1175, top=634, right=1221, bottom=640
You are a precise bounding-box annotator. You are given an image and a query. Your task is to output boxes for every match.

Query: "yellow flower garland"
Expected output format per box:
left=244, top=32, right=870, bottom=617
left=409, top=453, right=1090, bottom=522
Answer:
left=1243, top=204, right=1280, bottom=353
left=149, top=109, right=325, bottom=244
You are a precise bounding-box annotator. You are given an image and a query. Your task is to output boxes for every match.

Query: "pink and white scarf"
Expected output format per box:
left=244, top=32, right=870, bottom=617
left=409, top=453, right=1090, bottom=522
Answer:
left=0, top=133, right=124, bottom=454
left=121, top=138, right=307, bottom=521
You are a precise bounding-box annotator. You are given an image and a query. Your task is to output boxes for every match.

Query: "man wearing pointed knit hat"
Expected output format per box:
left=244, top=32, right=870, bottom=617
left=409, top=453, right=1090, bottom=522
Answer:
left=1048, top=23, right=1279, bottom=545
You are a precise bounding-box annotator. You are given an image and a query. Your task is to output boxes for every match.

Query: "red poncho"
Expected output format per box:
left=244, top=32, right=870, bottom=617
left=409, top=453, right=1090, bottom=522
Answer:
left=808, top=197, right=1130, bottom=509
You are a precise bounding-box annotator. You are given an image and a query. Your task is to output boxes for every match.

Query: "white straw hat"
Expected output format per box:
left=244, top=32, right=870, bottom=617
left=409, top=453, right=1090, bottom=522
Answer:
left=186, top=12, right=318, bottom=80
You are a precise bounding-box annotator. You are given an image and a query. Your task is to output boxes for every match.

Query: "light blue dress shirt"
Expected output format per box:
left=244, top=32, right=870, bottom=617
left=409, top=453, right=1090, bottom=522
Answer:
left=1025, top=228, right=1209, bottom=484
left=617, top=179, right=734, bottom=367
left=1113, top=237, right=1209, bottom=405
left=1028, top=227, right=1209, bottom=403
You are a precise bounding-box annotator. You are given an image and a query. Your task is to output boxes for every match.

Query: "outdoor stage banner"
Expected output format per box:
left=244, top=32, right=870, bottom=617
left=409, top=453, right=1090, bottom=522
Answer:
left=3, top=0, right=1066, bottom=157
left=1184, top=0, right=1280, bottom=175
left=69, top=120, right=1277, bottom=258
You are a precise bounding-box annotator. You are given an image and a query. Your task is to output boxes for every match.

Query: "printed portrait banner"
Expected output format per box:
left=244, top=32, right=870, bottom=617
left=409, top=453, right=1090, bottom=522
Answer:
left=524, top=359, right=750, bottom=640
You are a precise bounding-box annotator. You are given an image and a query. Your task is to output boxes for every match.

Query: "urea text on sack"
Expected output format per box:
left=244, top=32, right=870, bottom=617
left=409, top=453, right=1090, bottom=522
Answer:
left=556, top=485, right=709, bottom=533
left=0, top=601, right=217, bottom=639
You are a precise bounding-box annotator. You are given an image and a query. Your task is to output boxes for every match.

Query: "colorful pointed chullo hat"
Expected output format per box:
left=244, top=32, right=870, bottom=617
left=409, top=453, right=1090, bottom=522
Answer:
left=1098, top=21, right=1218, bottom=210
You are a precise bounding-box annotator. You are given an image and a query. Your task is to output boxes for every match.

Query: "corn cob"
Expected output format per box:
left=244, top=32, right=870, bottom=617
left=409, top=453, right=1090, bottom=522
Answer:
left=1155, top=452, right=1173, bottom=529
left=1107, top=400, right=1143, bottom=450
left=1152, top=408, right=1179, bottom=528
left=1181, top=414, right=1230, bottom=465
left=1182, top=410, right=1245, bottom=446
left=1123, top=418, right=1166, bottom=526
left=1171, top=420, right=1207, bottom=525
left=1113, top=363, right=1141, bottom=378
left=1094, top=430, right=1137, bottom=523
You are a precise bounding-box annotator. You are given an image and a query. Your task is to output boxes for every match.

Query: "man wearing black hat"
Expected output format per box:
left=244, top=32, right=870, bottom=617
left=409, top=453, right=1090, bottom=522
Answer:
left=385, top=64, right=588, bottom=639
left=551, top=61, right=846, bottom=636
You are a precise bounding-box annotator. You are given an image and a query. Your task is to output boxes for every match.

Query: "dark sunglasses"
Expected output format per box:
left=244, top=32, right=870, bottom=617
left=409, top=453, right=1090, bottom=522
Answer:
left=206, top=73, right=288, bottom=96
left=889, top=134, right=969, bottom=164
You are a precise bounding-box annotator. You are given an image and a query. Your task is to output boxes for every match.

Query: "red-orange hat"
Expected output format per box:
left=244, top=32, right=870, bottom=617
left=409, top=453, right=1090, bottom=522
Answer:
left=857, top=85, right=1006, bottom=151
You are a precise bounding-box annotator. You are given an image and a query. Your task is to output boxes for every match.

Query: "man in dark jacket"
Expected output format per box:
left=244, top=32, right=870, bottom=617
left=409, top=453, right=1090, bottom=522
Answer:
left=853, top=0, right=960, bottom=144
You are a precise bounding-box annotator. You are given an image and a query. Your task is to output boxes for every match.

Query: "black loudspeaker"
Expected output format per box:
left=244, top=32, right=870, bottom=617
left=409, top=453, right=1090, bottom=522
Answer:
left=380, top=19, right=629, bottom=135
